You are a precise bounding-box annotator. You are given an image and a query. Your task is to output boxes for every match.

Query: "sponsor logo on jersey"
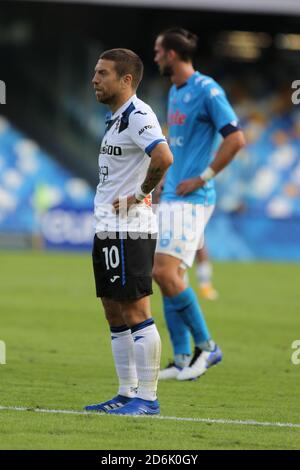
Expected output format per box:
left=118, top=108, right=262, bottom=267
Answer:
left=138, top=124, right=154, bottom=135
left=168, top=111, right=187, bottom=126
left=100, top=144, right=122, bottom=156
left=134, top=111, right=147, bottom=115
left=110, top=275, right=120, bottom=283
left=169, top=136, right=184, bottom=147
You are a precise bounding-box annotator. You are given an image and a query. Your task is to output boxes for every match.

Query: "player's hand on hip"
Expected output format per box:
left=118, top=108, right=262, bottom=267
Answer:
left=113, top=195, right=141, bottom=214
left=176, top=177, right=205, bottom=196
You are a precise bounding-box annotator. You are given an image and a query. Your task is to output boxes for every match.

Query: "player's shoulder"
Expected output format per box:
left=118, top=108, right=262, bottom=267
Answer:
left=132, top=97, right=156, bottom=117
left=128, top=97, right=158, bottom=126
left=193, top=72, right=225, bottom=99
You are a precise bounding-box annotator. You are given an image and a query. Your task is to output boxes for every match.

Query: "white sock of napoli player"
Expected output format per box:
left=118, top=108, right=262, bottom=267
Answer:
left=196, top=260, right=213, bottom=287
left=110, top=325, right=138, bottom=398
left=131, top=319, right=161, bottom=401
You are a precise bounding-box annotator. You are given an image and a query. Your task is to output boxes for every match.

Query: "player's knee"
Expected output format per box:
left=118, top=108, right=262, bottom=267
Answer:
left=101, top=297, right=123, bottom=326
left=152, top=265, right=169, bottom=287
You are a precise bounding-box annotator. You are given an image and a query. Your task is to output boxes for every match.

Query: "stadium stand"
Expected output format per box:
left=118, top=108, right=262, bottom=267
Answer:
left=1, top=5, right=299, bottom=259
left=0, top=116, right=94, bottom=249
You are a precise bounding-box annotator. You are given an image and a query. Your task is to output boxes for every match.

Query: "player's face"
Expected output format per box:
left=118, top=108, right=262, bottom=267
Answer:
left=92, top=59, right=123, bottom=104
left=154, top=36, right=173, bottom=76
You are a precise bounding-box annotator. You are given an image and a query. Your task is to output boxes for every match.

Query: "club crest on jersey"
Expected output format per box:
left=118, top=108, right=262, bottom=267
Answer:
left=183, top=92, right=192, bottom=103
left=113, top=117, right=121, bottom=134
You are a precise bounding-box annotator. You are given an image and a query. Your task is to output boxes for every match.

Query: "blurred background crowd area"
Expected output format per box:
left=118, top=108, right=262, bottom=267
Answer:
left=0, top=0, right=300, bottom=260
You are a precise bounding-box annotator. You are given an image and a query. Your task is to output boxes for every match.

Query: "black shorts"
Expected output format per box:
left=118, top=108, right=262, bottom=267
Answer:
left=92, top=232, right=157, bottom=301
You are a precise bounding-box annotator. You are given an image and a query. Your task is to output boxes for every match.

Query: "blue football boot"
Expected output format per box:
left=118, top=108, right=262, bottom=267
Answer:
left=107, top=397, right=160, bottom=416
left=84, top=395, right=133, bottom=412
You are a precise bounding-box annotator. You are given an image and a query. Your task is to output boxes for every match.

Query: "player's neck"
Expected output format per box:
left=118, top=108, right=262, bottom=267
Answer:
left=171, top=63, right=195, bottom=88
left=109, top=91, right=135, bottom=114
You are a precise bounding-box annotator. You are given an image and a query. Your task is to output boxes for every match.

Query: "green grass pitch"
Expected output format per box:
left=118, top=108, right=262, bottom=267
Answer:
left=0, top=251, right=299, bottom=450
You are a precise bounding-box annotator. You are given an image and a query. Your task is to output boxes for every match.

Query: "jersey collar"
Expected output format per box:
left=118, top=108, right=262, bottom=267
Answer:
left=176, top=71, right=201, bottom=90
left=111, top=94, right=137, bottom=119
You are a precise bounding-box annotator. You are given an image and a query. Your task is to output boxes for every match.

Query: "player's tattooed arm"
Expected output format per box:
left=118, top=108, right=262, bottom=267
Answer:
left=141, top=143, right=173, bottom=195
left=113, top=143, right=173, bottom=213
left=141, top=166, right=164, bottom=195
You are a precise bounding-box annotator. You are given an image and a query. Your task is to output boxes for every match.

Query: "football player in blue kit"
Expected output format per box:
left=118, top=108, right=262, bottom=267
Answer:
left=153, top=28, right=245, bottom=380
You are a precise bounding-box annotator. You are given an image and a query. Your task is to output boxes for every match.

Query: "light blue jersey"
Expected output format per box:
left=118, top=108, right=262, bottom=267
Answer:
left=161, top=71, right=239, bottom=205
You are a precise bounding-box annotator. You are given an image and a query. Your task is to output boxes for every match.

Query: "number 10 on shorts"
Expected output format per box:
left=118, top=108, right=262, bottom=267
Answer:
left=102, top=246, right=120, bottom=270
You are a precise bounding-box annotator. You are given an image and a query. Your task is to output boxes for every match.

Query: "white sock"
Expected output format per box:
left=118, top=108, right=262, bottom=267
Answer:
left=174, top=354, right=191, bottom=368
left=110, top=326, right=138, bottom=398
left=196, top=261, right=213, bottom=286
left=131, top=319, right=161, bottom=401
left=197, top=339, right=216, bottom=352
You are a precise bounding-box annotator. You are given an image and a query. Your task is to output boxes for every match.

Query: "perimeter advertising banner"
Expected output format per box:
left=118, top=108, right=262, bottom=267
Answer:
left=40, top=206, right=94, bottom=250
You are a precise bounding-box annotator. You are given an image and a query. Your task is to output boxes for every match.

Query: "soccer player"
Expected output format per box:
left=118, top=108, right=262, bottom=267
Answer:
left=153, top=28, right=245, bottom=380
left=85, top=49, right=173, bottom=414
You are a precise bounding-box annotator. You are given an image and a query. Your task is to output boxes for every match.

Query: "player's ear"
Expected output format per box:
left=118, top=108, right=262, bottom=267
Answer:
left=167, top=50, right=177, bottom=62
left=122, top=74, right=133, bottom=89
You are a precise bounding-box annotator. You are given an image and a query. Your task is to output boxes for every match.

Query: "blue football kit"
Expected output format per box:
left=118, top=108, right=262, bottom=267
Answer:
left=161, top=71, right=239, bottom=205
left=158, top=71, right=240, bottom=376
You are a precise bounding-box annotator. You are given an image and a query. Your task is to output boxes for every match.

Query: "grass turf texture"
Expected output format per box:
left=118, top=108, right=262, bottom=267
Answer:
left=0, top=251, right=299, bottom=450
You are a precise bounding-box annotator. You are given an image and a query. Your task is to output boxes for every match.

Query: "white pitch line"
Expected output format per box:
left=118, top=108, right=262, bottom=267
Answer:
left=0, top=405, right=300, bottom=429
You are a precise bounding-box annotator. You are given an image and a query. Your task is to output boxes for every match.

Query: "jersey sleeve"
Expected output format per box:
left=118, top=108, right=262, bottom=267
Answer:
left=202, top=80, right=240, bottom=135
left=129, top=109, right=167, bottom=156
